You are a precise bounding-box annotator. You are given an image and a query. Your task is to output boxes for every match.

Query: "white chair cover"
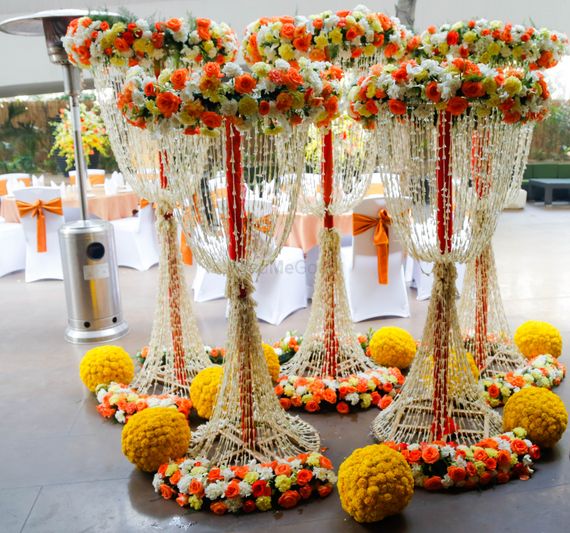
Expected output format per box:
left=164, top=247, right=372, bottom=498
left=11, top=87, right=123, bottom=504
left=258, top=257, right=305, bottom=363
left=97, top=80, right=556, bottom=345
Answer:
left=342, top=196, right=410, bottom=321
left=110, top=205, right=159, bottom=271
left=254, top=246, right=307, bottom=325
left=0, top=222, right=26, bottom=277
left=14, top=187, right=64, bottom=282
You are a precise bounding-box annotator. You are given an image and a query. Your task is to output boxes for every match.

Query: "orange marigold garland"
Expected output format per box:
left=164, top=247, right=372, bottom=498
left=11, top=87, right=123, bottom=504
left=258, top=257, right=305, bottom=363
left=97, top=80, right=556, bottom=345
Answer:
left=153, top=452, right=336, bottom=513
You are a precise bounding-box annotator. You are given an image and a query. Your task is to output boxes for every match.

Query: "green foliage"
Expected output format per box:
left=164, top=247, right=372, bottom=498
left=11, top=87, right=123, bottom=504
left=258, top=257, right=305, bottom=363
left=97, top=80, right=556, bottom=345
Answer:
left=529, top=100, right=570, bottom=161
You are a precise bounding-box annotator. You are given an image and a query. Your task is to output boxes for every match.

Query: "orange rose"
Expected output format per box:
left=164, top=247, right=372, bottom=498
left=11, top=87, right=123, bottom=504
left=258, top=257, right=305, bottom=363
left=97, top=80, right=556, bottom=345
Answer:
left=159, top=484, right=175, bottom=499
left=461, top=80, right=485, bottom=98
left=274, top=463, right=292, bottom=476
left=379, top=395, right=393, bottom=409
left=323, top=388, right=337, bottom=404
left=336, top=401, right=350, bottom=414
left=447, top=466, right=466, bottom=482
left=201, top=111, right=223, bottom=129
left=259, top=100, right=271, bottom=116
left=423, top=476, right=443, bottom=490
left=487, top=383, right=500, bottom=398
left=208, top=467, right=223, bottom=481
left=310, top=49, right=327, bottom=61
left=203, top=62, right=222, bottom=79
left=210, top=501, right=228, bottom=515
left=296, top=469, right=313, bottom=486
left=234, top=465, right=249, bottom=479
left=365, top=99, right=379, bottom=115
left=278, top=490, right=301, bottom=509
left=299, top=485, right=313, bottom=499
left=305, top=400, right=320, bottom=413
left=196, top=18, right=211, bottom=41
left=473, top=448, right=488, bottom=461
left=293, top=34, right=311, bottom=52
left=166, top=18, right=182, bottom=33
left=169, top=470, right=181, bottom=485
left=407, top=448, right=422, bottom=463
left=156, top=91, right=181, bottom=118
left=503, top=110, right=522, bottom=124
left=446, top=96, right=469, bottom=115
left=466, top=462, right=478, bottom=477
left=511, top=439, right=528, bottom=455
left=252, top=480, right=269, bottom=498
left=426, top=81, right=441, bottom=102
left=485, top=457, right=497, bottom=471
left=319, top=455, right=333, bottom=469
left=114, top=37, right=130, bottom=53
left=285, top=68, right=304, bottom=88
left=170, top=68, right=189, bottom=90
left=384, top=42, right=400, bottom=58
left=497, top=471, right=511, bottom=484
left=235, top=73, right=257, bottom=94
left=189, top=479, right=204, bottom=497
left=276, top=92, right=294, bottom=111
left=388, top=99, right=406, bottom=115
left=497, top=449, right=512, bottom=467
left=317, top=483, right=333, bottom=497
left=279, top=397, right=292, bottom=410
left=421, top=445, right=440, bottom=464
left=175, top=493, right=188, bottom=507
left=480, top=471, right=493, bottom=485
left=280, top=23, right=296, bottom=40
left=225, top=480, right=240, bottom=499
left=242, top=499, right=257, bottom=513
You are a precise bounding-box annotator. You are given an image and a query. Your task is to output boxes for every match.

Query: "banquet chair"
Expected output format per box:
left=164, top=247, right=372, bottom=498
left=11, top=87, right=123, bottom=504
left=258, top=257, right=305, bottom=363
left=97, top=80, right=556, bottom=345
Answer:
left=68, top=169, right=106, bottom=186
left=0, top=220, right=26, bottom=277
left=306, top=235, right=352, bottom=299
left=193, top=266, right=226, bottom=302
left=14, top=187, right=64, bottom=282
left=0, top=174, right=31, bottom=196
left=342, top=196, right=410, bottom=321
left=411, top=260, right=466, bottom=301
left=110, top=204, right=159, bottom=271
left=254, top=246, right=307, bottom=325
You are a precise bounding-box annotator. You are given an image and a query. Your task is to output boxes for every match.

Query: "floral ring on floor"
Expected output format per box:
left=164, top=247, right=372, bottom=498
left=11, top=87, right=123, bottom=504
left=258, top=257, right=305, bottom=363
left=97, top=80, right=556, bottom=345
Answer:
left=385, top=428, right=541, bottom=491
left=481, top=354, right=566, bottom=407
left=275, top=368, right=405, bottom=414
left=153, top=452, right=336, bottom=514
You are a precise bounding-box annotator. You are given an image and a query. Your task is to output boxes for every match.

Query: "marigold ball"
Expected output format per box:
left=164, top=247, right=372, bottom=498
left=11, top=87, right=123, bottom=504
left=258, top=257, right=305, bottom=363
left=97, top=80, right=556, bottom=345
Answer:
left=338, top=444, right=414, bottom=523
left=262, top=343, right=280, bottom=382
left=190, top=365, right=224, bottom=419
left=368, top=327, right=416, bottom=369
left=79, top=345, right=134, bottom=392
left=121, top=407, right=190, bottom=472
left=514, top=321, right=562, bottom=359
left=503, top=387, right=568, bottom=448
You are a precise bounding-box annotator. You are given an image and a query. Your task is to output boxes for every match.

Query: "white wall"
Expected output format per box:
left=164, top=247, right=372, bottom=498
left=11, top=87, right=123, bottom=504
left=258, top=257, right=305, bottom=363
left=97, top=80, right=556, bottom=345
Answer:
left=0, top=0, right=569, bottom=96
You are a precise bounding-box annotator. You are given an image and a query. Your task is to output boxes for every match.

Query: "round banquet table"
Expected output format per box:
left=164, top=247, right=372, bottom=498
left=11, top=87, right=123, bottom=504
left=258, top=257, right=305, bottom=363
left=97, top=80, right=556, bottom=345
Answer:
left=0, top=187, right=139, bottom=223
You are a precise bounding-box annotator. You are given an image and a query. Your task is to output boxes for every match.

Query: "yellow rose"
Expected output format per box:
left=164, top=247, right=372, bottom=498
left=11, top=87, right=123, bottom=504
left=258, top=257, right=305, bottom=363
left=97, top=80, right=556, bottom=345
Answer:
left=463, top=30, right=477, bottom=43
left=363, top=44, right=376, bottom=56
left=488, top=42, right=501, bottom=56
left=329, top=28, right=343, bottom=45
left=278, top=43, right=295, bottom=61
left=482, top=77, right=497, bottom=94
left=238, top=95, right=258, bottom=116
left=315, top=34, right=329, bottom=49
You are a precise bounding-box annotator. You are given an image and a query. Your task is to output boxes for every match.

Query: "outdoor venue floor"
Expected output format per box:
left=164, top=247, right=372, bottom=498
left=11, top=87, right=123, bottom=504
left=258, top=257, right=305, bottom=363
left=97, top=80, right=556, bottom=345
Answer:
left=1, top=204, right=569, bottom=533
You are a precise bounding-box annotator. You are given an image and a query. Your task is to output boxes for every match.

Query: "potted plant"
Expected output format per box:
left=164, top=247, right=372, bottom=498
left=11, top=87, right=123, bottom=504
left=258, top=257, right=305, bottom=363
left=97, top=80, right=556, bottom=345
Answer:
left=49, top=102, right=111, bottom=174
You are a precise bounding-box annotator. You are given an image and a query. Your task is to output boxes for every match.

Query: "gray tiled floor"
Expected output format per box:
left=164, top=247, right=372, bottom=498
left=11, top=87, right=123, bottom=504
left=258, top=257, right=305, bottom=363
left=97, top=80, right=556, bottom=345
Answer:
left=0, top=205, right=569, bottom=532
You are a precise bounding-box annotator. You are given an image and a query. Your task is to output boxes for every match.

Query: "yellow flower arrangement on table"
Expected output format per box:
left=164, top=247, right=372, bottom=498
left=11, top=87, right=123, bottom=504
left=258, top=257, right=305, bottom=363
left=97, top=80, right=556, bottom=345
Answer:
left=121, top=407, right=191, bottom=472
left=79, top=345, right=134, bottom=392
left=262, top=343, right=280, bottom=381
left=368, top=326, right=417, bottom=369
left=190, top=366, right=224, bottom=419
left=50, top=102, right=111, bottom=170
left=338, top=444, right=414, bottom=523
left=514, top=320, right=563, bottom=359
left=503, top=387, right=568, bottom=448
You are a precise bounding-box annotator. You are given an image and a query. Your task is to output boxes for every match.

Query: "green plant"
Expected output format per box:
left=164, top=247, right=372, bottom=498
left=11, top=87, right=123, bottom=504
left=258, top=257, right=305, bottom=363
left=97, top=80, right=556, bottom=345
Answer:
left=529, top=100, right=570, bottom=161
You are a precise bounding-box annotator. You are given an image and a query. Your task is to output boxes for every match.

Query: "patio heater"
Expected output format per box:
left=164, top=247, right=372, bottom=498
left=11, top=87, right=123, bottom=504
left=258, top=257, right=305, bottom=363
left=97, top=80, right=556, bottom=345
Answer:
left=0, top=10, right=128, bottom=343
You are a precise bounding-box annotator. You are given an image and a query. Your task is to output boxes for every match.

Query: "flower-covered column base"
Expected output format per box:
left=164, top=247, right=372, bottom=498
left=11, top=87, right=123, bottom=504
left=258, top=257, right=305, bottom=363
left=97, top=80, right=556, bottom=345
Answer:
left=188, top=264, right=321, bottom=465
left=372, top=262, right=502, bottom=445
left=133, top=204, right=210, bottom=396
left=459, top=244, right=526, bottom=376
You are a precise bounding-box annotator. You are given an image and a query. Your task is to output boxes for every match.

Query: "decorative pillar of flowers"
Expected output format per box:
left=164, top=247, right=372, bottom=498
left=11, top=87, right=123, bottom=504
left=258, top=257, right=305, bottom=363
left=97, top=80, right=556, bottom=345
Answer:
left=350, top=57, right=552, bottom=443
left=123, top=57, right=342, bottom=464
left=64, top=14, right=238, bottom=394
left=416, top=20, right=569, bottom=376
left=243, top=9, right=416, bottom=389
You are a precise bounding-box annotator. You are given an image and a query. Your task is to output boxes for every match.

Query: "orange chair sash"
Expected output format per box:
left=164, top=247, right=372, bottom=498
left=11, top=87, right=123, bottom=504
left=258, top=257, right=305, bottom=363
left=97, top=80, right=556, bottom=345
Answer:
left=16, top=198, right=63, bottom=253
left=180, top=231, right=193, bottom=266
left=353, top=209, right=391, bottom=284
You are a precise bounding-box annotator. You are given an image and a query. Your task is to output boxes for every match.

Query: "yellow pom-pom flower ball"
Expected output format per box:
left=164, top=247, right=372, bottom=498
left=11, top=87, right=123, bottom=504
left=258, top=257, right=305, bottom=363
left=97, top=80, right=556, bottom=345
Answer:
left=121, top=407, right=191, bottom=472
left=368, top=327, right=416, bottom=369
left=79, top=345, right=134, bottom=392
left=262, top=343, right=280, bottom=382
left=190, top=365, right=224, bottom=419
left=514, top=320, right=562, bottom=359
left=503, top=387, right=568, bottom=448
left=338, top=444, right=414, bottom=523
